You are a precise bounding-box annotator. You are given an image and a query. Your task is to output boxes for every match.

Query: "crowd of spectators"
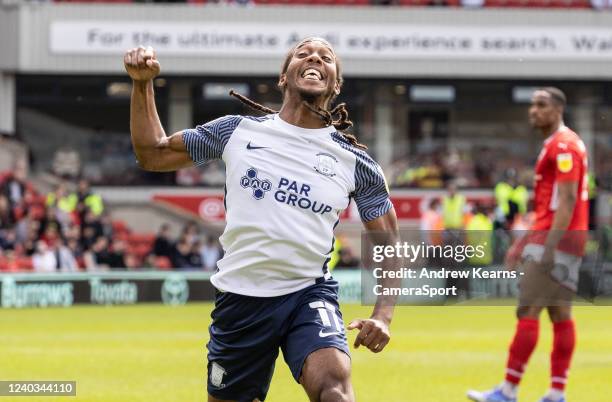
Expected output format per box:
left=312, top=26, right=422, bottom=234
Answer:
left=0, top=161, right=118, bottom=272
left=150, top=222, right=223, bottom=271
left=389, top=147, right=532, bottom=189
left=149, top=222, right=363, bottom=271
left=0, top=160, right=225, bottom=272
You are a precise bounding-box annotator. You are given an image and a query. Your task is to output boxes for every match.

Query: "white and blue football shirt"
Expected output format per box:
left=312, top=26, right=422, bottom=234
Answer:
left=183, top=114, right=392, bottom=297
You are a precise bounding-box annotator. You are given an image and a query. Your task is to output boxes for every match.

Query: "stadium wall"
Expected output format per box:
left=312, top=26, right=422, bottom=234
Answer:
left=1, top=3, right=612, bottom=78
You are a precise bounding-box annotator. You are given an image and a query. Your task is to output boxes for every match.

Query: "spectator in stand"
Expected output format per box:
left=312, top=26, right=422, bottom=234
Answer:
left=38, top=207, right=64, bottom=240
left=442, top=182, right=466, bottom=231
left=172, top=238, right=201, bottom=270
left=40, top=225, right=62, bottom=248
left=494, top=169, right=528, bottom=230
left=0, top=228, right=17, bottom=251
left=81, top=225, right=98, bottom=251
left=32, top=239, right=78, bottom=273
left=200, top=236, right=221, bottom=271
left=141, top=253, right=159, bottom=270
left=0, top=164, right=156, bottom=272
left=63, top=223, right=81, bottom=243
left=32, top=240, right=56, bottom=273
left=46, top=182, right=74, bottom=216
left=181, top=221, right=200, bottom=246
left=70, top=179, right=104, bottom=218
left=52, top=240, right=79, bottom=272
left=84, top=236, right=112, bottom=271
left=0, top=158, right=29, bottom=212
left=0, top=195, right=16, bottom=230
left=22, top=220, right=41, bottom=256
left=99, top=211, right=114, bottom=239
left=2, top=249, right=19, bottom=271
left=66, top=238, right=83, bottom=266
left=153, top=223, right=174, bottom=259
left=190, top=240, right=203, bottom=268
left=15, top=208, right=34, bottom=244
left=81, top=209, right=104, bottom=240
left=420, top=198, right=443, bottom=245
left=465, top=202, right=494, bottom=266
left=107, top=238, right=127, bottom=270
left=474, top=147, right=495, bottom=187
left=124, top=253, right=140, bottom=270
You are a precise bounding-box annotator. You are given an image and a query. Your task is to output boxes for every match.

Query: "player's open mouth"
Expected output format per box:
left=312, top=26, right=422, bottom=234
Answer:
left=301, top=68, right=323, bottom=81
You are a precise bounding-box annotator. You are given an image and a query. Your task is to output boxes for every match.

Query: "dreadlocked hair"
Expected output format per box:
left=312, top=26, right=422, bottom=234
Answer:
left=229, top=90, right=367, bottom=150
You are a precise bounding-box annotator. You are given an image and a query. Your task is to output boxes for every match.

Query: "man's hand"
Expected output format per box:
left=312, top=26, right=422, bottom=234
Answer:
left=540, top=245, right=555, bottom=273
left=504, top=242, right=522, bottom=271
left=347, top=317, right=390, bottom=353
left=124, top=46, right=161, bottom=82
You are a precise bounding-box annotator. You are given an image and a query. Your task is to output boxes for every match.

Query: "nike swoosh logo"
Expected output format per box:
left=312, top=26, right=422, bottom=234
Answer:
left=319, top=329, right=342, bottom=338
left=246, top=141, right=269, bottom=150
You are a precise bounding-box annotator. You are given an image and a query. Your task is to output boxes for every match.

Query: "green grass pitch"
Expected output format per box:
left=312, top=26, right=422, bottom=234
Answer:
left=0, top=303, right=610, bottom=401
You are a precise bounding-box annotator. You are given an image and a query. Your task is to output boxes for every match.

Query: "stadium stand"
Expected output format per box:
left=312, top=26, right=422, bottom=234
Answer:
left=0, top=167, right=222, bottom=272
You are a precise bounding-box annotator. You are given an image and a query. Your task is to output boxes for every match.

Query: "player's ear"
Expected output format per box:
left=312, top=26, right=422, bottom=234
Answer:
left=333, top=80, right=341, bottom=96
left=278, top=74, right=287, bottom=90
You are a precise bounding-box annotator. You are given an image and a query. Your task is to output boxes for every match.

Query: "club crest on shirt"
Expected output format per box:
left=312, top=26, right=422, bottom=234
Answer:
left=557, top=153, right=573, bottom=173
left=314, top=153, right=338, bottom=177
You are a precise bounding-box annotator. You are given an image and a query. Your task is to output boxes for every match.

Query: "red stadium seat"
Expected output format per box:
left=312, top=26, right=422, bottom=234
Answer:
left=112, top=220, right=130, bottom=235
left=484, top=0, right=507, bottom=6
left=114, top=231, right=129, bottom=241
left=155, top=256, right=173, bottom=271
left=132, top=244, right=152, bottom=259
left=17, top=257, right=33, bottom=271
left=76, top=256, right=86, bottom=270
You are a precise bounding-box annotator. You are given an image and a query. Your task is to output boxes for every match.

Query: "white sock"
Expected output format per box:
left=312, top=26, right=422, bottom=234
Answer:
left=545, top=388, right=564, bottom=401
left=501, top=381, right=518, bottom=398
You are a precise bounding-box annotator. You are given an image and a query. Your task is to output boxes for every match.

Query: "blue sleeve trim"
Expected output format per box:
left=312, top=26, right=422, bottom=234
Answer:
left=330, top=132, right=393, bottom=222
left=182, top=115, right=243, bottom=166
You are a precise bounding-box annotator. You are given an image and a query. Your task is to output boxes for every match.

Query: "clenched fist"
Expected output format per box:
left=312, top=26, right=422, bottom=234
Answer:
left=124, top=46, right=161, bottom=82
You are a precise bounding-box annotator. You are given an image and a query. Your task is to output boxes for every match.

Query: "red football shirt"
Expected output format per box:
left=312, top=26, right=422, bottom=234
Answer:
left=532, top=126, right=589, bottom=231
left=529, top=126, right=589, bottom=255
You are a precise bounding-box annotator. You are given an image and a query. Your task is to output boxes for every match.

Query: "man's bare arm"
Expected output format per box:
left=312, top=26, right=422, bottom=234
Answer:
left=125, top=46, right=193, bottom=172
left=347, top=207, right=400, bottom=353
left=544, top=180, right=578, bottom=251
left=364, top=208, right=400, bottom=325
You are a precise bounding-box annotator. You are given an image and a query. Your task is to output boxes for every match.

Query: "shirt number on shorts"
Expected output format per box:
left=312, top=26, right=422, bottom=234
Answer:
left=309, top=301, right=343, bottom=337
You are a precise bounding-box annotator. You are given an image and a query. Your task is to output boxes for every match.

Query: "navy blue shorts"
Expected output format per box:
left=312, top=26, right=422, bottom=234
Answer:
left=206, top=279, right=349, bottom=402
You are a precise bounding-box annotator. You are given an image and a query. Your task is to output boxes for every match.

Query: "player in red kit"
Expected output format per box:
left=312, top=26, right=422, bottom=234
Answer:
left=468, top=88, right=588, bottom=402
